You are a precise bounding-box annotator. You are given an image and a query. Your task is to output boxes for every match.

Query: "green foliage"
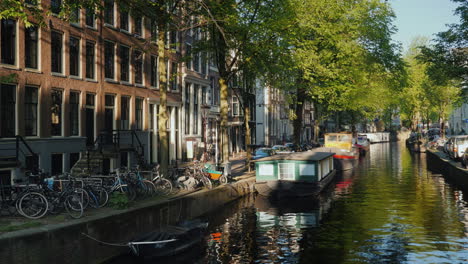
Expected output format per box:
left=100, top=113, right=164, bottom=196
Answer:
left=108, top=192, right=130, bottom=210
left=0, top=73, right=18, bottom=83
left=0, top=221, right=41, bottom=233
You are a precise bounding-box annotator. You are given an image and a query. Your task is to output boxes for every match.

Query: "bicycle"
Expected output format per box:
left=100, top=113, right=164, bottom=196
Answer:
left=29, top=179, right=83, bottom=219
left=105, top=168, right=137, bottom=202
left=0, top=172, right=49, bottom=219
left=150, top=164, right=173, bottom=195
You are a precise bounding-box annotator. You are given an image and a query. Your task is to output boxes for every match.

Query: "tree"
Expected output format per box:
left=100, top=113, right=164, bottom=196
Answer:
left=280, top=0, right=402, bottom=141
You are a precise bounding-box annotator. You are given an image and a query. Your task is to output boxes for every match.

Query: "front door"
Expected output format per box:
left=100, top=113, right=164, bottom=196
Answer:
left=86, top=108, right=95, bottom=146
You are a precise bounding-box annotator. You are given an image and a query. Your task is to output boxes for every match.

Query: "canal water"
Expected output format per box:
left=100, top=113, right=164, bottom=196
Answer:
left=106, top=142, right=468, bottom=263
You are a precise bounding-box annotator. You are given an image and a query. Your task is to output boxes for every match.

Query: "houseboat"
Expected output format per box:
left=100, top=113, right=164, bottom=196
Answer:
left=355, top=134, right=371, bottom=155
left=314, top=132, right=360, bottom=170
left=254, top=151, right=336, bottom=199
left=360, top=132, right=390, bottom=143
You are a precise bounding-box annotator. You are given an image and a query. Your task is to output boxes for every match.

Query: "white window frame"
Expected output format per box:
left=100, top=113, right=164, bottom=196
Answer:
left=278, top=163, right=295, bottom=180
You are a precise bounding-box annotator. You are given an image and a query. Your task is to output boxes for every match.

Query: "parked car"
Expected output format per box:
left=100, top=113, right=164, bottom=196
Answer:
left=461, top=147, right=468, bottom=168
left=446, top=135, right=468, bottom=160
left=272, top=145, right=294, bottom=154
left=285, top=142, right=303, bottom=152
left=252, top=148, right=275, bottom=160
left=444, top=137, right=454, bottom=154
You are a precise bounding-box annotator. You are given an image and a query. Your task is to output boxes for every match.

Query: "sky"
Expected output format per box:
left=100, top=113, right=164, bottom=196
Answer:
left=390, top=0, right=460, bottom=51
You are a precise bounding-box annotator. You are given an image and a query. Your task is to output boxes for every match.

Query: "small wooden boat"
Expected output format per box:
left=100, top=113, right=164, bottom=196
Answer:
left=128, top=220, right=208, bottom=259
left=254, top=151, right=336, bottom=199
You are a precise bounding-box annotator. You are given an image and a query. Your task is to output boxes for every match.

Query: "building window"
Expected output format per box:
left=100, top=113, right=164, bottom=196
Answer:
left=135, top=98, right=143, bottom=130
left=186, top=44, right=192, bottom=70
left=149, top=104, right=155, bottom=130
left=185, top=83, right=190, bottom=135
left=201, top=52, right=207, bottom=75
left=85, top=8, right=95, bottom=28
left=170, top=30, right=177, bottom=49
left=171, top=62, right=178, bottom=90
left=150, top=55, right=158, bottom=88
left=70, top=8, right=80, bottom=25
left=121, top=96, right=130, bottom=130
left=51, top=31, right=63, bottom=74
left=202, top=86, right=207, bottom=106
left=232, top=96, right=239, bottom=116
left=104, top=41, right=115, bottom=79
left=150, top=20, right=158, bottom=41
left=134, top=16, right=142, bottom=37
left=133, top=50, right=143, bottom=85
left=0, top=84, right=16, bottom=138
left=24, top=86, right=38, bottom=137
left=70, top=91, right=80, bottom=136
left=1, top=19, right=16, bottom=65
left=85, top=41, right=95, bottom=79
left=50, top=0, right=62, bottom=15
left=193, top=52, right=199, bottom=72
left=211, top=77, right=218, bottom=106
left=193, top=85, right=199, bottom=134
left=119, top=45, right=130, bottom=82
left=51, top=89, right=63, bottom=136
left=120, top=9, right=129, bottom=31
left=104, top=0, right=114, bottom=26
left=25, top=25, right=38, bottom=69
left=69, top=36, right=80, bottom=76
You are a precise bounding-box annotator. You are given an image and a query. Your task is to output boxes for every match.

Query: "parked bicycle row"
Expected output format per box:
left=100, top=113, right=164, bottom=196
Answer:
left=0, top=161, right=230, bottom=220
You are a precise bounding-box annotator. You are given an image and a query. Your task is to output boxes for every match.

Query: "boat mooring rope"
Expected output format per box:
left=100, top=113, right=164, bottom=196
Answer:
left=81, top=233, right=129, bottom=247
left=81, top=233, right=178, bottom=247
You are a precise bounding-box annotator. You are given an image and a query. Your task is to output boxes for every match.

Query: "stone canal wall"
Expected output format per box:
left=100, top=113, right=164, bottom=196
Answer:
left=426, top=149, right=468, bottom=188
left=0, top=177, right=256, bottom=264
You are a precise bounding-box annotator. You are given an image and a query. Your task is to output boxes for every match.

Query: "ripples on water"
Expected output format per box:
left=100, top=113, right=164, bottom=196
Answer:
left=107, top=142, right=468, bottom=264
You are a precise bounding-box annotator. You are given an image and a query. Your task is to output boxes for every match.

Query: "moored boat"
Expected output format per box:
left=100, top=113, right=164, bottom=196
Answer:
left=254, top=151, right=336, bottom=199
left=128, top=220, right=208, bottom=259
left=314, top=132, right=359, bottom=170
left=355, top=134, right=371, bottom=155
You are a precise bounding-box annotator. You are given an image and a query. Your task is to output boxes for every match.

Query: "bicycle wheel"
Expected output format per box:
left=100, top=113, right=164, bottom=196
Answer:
left=154, top=178, right=173, bottom=195
left=201, top=176, right=213, bottom=189
left=93, top=186, right=109, bottom=208
left=124, top=185, right=137, bottom=202
left=219, top=175, right=228, bottom=185
left=73, top=188, right=90, bottom=210
left=18, top=192, right=48, bottom=219
left=143, top=180, right=156, bottom=196
left=64, top=194, right=83, bottom=219
left=86, top=188, right=101, bottom=209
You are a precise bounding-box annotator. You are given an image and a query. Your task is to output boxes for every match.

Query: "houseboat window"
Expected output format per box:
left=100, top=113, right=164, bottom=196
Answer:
left=340, top=135, right=350, bottom=141
left=321, top=159, right=329, bottom=179
left=299, top=164, right=315, bottom=176
left=279, top=163, right=294, bottom=180
left=258, top=164, right=274, bottom=176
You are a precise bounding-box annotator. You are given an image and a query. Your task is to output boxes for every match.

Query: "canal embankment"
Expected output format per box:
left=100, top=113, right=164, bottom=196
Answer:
left=426, top=148, right=468, bottom=188
left=0, top=173, right=256, bottom=264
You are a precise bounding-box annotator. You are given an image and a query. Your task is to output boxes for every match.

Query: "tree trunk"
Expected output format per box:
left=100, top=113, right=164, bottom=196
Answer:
left=293, top=84, right=305, bottom=146
left=219, top=78, right=229, bottom=163
left=244, top=94, right=251, bottom=167
left=157, top=28, right=169, bottom=177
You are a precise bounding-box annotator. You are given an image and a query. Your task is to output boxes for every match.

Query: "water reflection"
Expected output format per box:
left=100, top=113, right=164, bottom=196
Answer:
left=107, top=142, right=468, bottom=264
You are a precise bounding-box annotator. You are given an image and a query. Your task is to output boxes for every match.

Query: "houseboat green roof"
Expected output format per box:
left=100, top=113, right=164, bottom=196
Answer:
left=254, top=151, right=334, bottom=162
